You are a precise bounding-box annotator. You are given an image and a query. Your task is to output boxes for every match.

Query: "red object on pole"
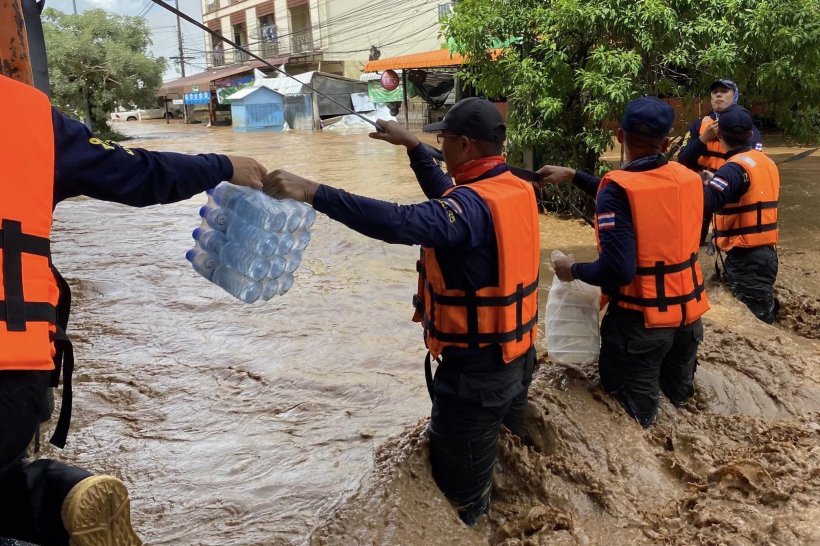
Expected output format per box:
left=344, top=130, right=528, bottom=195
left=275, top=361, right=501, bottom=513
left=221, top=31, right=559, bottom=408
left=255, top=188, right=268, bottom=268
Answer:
left=0, top=0, right=34, bottom=85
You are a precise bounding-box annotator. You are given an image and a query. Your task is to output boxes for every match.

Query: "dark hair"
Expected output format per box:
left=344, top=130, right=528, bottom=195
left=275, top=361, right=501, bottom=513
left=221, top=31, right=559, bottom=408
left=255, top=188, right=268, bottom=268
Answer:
left=470, top=138, right=504, bottom=157
left=721, top=129, right=753, bottom=149
left=623, top=131, right=666, bottom=154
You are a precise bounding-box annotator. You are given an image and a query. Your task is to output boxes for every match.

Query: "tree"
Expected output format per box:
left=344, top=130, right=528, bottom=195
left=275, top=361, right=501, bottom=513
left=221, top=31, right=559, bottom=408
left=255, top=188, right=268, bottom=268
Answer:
left=444, top=0, right=820, bottom=175
left=43, top=8, right=166, bottom=133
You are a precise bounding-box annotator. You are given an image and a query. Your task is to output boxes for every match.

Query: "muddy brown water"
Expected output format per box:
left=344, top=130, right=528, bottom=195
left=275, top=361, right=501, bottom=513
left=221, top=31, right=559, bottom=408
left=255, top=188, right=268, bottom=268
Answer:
left=40, top=121, right=819, bottom=545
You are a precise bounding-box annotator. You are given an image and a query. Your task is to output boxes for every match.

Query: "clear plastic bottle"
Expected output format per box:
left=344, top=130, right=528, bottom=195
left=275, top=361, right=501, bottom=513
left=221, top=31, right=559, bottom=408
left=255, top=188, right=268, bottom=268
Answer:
left=283, top=250, right=302, bottom=274
left=283, top=200, right=306, bottom=232
left=294, top=231, right=311, bottom=251
left=268, top=255, right=286, bottom=279
left=212, top=265, right=262, bottom=304
left=278, top=273, right=294, bottom=295
left=193, top=226, right=228, bottom=256
left=220, top=242, right=271, bottom=281
left=276, top=232, right=295, bottom=254
left=186, top=248, right=218, bottom=281
left=200, top=203, right=231, bottom=232
left=227, top=220, right=277, bottom=257
left=260, top=277, right=280, bottom=301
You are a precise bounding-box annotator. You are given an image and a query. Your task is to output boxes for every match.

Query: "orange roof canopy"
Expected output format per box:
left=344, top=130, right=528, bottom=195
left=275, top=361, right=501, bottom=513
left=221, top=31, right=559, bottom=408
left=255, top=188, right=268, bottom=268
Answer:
left=363, top=49, right=464, bottom=72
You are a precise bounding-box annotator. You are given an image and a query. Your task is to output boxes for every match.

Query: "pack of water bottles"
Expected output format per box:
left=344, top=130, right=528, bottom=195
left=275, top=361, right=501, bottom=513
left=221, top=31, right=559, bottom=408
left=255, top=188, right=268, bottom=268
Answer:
left=186, top=182, right=316, bottom=303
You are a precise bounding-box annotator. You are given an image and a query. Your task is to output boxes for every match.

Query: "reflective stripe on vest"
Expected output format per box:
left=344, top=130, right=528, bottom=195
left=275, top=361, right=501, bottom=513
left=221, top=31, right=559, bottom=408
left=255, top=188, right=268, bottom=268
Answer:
left=414, top=170, right=540, bottom=363
left=598, top=162, right=710, bottom=328
left=713, top=150, right=780, bottom=251
left=0, top=74, right=59, bottom=370
left=697, top=116, right=727, bottom=171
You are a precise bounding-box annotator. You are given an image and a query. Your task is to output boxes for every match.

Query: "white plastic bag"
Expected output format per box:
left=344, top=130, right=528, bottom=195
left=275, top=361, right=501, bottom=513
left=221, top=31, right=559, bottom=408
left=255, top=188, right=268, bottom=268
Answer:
left=546, top=250, right=601, bottom=365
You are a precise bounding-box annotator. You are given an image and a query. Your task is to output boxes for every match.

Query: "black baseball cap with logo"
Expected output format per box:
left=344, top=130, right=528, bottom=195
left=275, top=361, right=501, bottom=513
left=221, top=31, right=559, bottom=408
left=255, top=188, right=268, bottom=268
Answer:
left=717, top=104, right=754, bottom=133
left=422, top=97, right=506, bottom=143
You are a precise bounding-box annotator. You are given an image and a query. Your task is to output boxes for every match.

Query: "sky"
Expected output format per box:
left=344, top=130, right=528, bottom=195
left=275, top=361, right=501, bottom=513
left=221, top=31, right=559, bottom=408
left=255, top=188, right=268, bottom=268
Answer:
left=49, top=0, right=208, bottom=81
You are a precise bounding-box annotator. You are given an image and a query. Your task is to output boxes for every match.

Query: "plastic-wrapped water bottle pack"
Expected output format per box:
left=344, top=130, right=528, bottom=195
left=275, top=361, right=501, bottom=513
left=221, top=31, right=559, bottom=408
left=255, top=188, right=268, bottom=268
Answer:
left=186, top=182, right=316, bottom=303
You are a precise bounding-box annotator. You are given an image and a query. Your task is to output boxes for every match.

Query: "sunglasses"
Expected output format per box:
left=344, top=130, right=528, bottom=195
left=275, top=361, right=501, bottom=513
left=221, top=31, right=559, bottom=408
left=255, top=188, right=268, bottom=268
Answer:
left=436, top=133, right=464, bottom=144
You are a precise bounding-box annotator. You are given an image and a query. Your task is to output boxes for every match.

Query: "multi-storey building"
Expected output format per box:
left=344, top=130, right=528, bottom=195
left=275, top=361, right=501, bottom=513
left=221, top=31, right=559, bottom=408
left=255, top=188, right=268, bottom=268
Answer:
left=200, top=0, right=450, bottom=78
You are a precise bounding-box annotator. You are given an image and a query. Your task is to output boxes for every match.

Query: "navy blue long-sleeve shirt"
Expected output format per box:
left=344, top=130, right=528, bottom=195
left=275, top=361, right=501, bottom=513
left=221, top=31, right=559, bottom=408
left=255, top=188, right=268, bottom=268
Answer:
left=677, top=112, right=763, bottom=172
left=568, top=155, right=675, bottom=292
left=52, top=109, right=233, bottom=207
left=313, top=143, right=499, bottom=290
left=702, top=147, right=753, bottom=216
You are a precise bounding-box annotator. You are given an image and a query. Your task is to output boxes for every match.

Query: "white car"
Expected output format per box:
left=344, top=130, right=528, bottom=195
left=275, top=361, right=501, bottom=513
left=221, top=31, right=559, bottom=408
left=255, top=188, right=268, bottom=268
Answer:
left=110, top=108, right=181, bottom=121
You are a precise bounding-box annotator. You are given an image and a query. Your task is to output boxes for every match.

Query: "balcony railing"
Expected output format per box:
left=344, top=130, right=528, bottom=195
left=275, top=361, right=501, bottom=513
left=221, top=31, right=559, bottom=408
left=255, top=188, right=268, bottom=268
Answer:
left=234, top=49, right=249, bottom=63
left=258, top=27, right=279, bottom=58
left=209, top=49, right=225, bottom=67
left=290, top=29, right=314, bottom=54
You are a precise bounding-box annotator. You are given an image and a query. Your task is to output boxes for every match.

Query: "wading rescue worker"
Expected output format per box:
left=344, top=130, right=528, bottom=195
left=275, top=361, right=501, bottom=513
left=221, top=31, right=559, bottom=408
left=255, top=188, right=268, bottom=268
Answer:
left=0, top=73, right=267, bottom=546
left=263, top=97, right=539, bottom=525
left=678, top=79, right=763, bottom=174
left=538, top=97, right=710, bottom=428
left=678, top=79, right=763, bottom=245
left=703, top=105, right=780, bottom=323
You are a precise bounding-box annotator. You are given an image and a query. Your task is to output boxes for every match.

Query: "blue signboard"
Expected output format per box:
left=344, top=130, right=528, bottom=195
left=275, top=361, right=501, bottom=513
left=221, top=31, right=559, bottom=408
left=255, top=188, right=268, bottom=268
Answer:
left=184, top=91, right=211, bottom=105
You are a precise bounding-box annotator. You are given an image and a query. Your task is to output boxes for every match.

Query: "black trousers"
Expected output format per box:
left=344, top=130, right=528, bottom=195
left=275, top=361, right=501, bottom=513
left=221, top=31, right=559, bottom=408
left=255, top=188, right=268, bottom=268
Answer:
left=427, top=346, right=536, bottom=525
left=723, top=245, right=779, bottom=323
left=598, top=306, right=703, bottom=428
left=0, top=371, right=90, bottom=546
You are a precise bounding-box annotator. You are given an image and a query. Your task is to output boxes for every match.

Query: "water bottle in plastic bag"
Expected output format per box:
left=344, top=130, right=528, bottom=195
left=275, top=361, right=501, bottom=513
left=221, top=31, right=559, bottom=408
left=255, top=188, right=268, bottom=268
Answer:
left=545, top=249, right=601, bottom=365
left=187, top=182, right=315, bottom=303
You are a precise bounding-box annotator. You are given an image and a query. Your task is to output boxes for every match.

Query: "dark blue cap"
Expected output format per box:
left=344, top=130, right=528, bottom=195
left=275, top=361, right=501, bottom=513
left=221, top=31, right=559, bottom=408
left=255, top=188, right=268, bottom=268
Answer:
left=422, top=97, right=506, bottom=143
left=718, top=105, right=754, bottom=133
left=710, top=79, right=737, bottom=92
left=621, top=97, right=674, bottom=138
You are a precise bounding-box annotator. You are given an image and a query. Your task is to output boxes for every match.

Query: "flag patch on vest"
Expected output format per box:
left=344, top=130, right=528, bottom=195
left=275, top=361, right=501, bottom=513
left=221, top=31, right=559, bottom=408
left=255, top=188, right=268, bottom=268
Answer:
left=709, top=176, right=729, bottom=191
left=597, top=212, right=615, bottom=229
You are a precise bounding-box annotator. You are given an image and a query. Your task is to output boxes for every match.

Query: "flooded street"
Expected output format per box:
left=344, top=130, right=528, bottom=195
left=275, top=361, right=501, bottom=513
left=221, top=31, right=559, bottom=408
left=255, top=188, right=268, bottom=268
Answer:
left=41, top=120, right=819, bottom=545
left=46, top=121, right=434, bottom=545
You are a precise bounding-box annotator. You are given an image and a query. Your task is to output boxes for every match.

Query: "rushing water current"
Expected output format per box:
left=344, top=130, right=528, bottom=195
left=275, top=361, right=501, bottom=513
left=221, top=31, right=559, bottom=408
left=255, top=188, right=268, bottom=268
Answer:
left=42, top=120, right=819, bottom=545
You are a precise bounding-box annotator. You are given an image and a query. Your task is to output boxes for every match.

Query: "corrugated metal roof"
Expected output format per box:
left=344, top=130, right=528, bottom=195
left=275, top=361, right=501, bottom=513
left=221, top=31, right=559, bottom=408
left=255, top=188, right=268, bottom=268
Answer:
left=156, top=56, right=290, bottom=96
left=226, top=86, right=282, bottom=100
left=255, top=71, right=315, bottom=95
left=363, top=49, right=464, bottom=72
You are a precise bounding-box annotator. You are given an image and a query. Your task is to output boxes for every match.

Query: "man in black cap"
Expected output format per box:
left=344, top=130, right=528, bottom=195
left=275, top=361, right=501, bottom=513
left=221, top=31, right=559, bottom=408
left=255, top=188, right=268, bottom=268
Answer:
left=539, top=97, right=710, bottom=427
left=703, top=105, right=780, bottom=323
left=262, top=97, right=540, bottom=524
left=678, top=79, right=764, bottom=246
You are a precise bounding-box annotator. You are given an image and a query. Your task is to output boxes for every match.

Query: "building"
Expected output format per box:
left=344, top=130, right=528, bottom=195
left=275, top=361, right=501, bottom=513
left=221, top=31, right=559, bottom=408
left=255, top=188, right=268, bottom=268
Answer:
left=200, top=0, right=450, bottom=78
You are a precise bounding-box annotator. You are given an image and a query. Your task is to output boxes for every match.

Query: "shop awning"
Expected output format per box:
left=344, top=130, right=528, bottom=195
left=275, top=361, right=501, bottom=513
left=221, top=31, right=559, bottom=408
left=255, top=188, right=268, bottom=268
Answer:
left=157, top=56, right=290, bottom=96
left=363, top=49, right=464, bottom=72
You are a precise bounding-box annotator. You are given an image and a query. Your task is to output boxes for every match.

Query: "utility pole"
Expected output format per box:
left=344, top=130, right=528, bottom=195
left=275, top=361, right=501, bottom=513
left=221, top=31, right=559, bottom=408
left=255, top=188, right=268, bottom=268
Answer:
left=175, top=0, right=185, bottom=77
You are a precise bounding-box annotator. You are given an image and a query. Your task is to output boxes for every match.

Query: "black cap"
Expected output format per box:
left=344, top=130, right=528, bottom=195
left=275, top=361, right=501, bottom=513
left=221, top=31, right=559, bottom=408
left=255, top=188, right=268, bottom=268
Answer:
left=620, top=97, right=674, bottom=138
left=710, top=79, right=737, bottom=92
left=718, top=105, right=754, bottom=133
left=422, top=97, right=506, bottom=143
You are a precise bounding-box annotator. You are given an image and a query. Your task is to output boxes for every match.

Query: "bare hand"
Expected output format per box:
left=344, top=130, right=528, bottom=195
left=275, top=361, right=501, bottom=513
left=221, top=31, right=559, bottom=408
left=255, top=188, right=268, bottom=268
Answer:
left=262, top=169, right=320, bottom=205
left=368, top=119, right=420, bottom=148
left=699, top=123, right=719, bottom=144
left=553, top=253, right=576, bottom=282
left=700, top=170, right=715, bottom=184
left=537, top=165, right=576, bottom=185
left=227, top=155, right=266, bottom=189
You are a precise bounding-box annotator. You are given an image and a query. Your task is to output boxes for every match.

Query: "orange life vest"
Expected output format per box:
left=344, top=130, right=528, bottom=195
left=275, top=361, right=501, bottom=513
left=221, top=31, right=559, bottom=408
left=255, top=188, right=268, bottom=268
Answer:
left=697, top=116, right=727, bottom=172
left=0, top=75, right=60, bottom=371
left=413, top=169, right=540, bottom=363
left=713, top=150, right=779, bottom=252
left=597, top=162, right=710, bottom=328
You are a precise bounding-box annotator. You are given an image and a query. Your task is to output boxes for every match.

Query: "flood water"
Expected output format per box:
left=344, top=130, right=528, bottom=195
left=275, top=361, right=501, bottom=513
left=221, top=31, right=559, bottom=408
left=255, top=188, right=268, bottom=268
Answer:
left=42, top=120, right=819, bottom=545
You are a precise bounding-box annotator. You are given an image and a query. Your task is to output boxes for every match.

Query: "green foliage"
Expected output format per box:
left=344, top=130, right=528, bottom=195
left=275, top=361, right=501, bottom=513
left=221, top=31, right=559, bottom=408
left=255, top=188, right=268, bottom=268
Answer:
left=445, top=0, right=820, bottom=173
left=43, top=8, right=166, bottom=133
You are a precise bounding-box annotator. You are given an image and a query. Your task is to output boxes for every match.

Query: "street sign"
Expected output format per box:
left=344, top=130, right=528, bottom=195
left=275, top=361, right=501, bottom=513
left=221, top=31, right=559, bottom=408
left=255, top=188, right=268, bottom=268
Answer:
left=381, top=70, right=399, bottom=91
left=192, top=84, right=200, bottom=92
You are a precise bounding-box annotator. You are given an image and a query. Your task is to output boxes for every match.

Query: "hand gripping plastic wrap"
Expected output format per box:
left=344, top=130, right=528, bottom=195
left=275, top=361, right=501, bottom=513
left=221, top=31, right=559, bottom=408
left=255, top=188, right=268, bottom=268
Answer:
left=545, top=250, right=601, bottom=365
left=187, top=182, right=316, bottom=303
